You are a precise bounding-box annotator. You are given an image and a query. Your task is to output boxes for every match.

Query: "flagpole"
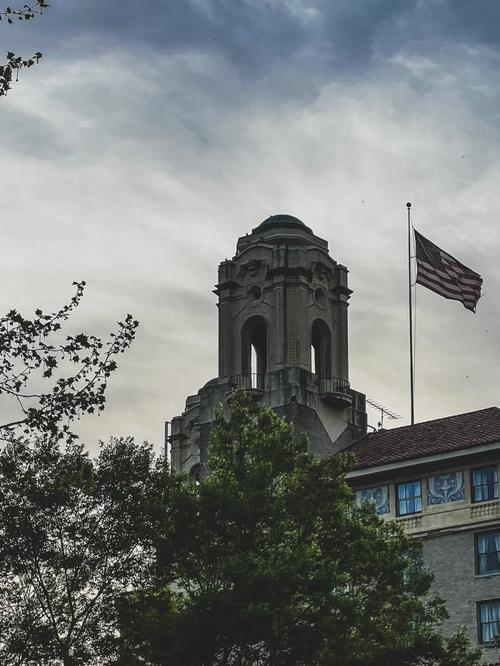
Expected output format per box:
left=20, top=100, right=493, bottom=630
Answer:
left=407, top=202, right=415, bottom=425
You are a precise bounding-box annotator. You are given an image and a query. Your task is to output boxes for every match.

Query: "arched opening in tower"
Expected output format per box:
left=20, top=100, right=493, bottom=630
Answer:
left=241, top=316, right=267, bottom=389
left=251, top=344, right=259, bottom=387
left=189, top=463, right=201, bottom=485
left=311, top=319, right=332, bottom=378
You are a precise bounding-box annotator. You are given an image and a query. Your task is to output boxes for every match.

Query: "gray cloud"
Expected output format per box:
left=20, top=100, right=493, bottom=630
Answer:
left=0, top=1, right=452, bottom=97
left=2, top=1, right=500, bottom=450
left=31, top=1, right=500, bottom=71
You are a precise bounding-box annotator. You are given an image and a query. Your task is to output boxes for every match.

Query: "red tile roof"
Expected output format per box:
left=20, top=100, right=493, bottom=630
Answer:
left=348, top=407, right=500, bottom=469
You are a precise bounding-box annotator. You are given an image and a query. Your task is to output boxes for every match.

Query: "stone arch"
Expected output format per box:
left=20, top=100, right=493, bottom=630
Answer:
left=311, top=318, right=332, bottom=377
left=241, top=315, right=267, bottom=381
left=189, top=463, right=201, bottom=484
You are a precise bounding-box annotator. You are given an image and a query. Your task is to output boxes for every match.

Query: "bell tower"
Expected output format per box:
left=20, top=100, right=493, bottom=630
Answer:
left=169, top=215, right=366, bottom=477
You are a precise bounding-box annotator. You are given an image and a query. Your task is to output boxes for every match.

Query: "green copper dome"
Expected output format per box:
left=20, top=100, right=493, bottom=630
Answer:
left=254, top=214, right=312, bottom=234
left=261, top=214, right=304, bottom=226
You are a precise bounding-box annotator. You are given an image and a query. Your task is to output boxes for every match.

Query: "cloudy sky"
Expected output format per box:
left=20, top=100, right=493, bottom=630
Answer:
left=2, top=0, right=500, bottom=453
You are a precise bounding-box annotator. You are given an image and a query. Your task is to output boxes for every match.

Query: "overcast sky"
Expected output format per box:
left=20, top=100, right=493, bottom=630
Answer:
left=2, top=0, right=500, bottom=453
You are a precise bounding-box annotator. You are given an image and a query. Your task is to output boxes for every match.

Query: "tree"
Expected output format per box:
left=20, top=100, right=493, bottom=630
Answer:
left=118, top=389, right=483, bottom=666
left=0, top=278, right=144, bottom=665
left=0, top=1, right=48, bottom=96
left=0, top=281, right=138, bottom=444
left=0, top=435, right=172, bottom=665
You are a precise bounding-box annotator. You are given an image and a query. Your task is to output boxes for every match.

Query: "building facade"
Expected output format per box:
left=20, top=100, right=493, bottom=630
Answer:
left=168, top=215, right=500, bottom=660
left=347, top=408, right=500, bottom=662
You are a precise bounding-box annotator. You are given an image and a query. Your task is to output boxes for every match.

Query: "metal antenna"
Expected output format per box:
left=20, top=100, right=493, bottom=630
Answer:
left=366, top=397, right=401, bottom=430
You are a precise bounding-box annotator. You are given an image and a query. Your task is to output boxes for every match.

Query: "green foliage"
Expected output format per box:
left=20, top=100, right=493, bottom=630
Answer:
left=0, top=281, right=139, bottom=443
left=119, top=389, right=484, bottom=666
left=438, top=630, right=483, bottom=666
left=0, top=1, right=48, bottom=23
left=0, top=390, right=484, bottom=664
left=0, top=1, right=48, bottom=96
left=0, top=436, right=171, bottom=665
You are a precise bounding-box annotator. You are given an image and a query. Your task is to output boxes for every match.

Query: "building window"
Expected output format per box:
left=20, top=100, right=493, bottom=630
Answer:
left=472, top=466, right=499, bottom=503
left=356, top=486, right=390, bottom=515
left=478, top=600, right=500, bottom=644
left=403, top=543, right=423, bottom=587
left=396, top=480, right=422, bottom=516
left=476, top=532, right=500, bottom=576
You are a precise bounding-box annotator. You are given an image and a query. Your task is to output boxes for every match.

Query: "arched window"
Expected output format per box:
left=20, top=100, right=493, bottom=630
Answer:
left=311, top=319, right=331, bottom=378
left=189, top=463, right=201, bottom=485
left=241, top=316, right=267, bottom=388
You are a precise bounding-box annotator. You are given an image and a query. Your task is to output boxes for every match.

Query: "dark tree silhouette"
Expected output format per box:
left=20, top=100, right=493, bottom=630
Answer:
left=0, top=1, right=48, bottom=96
left=119, top=390, right=483, bottom=666
left=0, top=436, right=171, bottom=665
left=0, top=281, right=139, bottom=444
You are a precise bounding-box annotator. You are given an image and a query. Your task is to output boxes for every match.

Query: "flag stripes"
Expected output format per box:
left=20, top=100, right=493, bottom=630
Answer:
left=414, top=230, right=482, bottom=312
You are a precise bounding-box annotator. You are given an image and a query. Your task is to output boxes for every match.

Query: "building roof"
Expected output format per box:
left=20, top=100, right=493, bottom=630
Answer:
left=253, top=214, right=313, bottom=235
left=348, top=406, right=500, bottom=469
left=260, top=214, right=304, bottom=226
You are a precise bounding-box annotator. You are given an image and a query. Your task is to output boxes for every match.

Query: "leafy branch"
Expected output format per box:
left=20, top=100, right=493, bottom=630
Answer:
left=0, top=1, right=48, bottom=96
left=0, top=281, right=139, bottom=442
left=0, top=50, right=42, bottom=95
left=0, top=1, right=49, bottom=23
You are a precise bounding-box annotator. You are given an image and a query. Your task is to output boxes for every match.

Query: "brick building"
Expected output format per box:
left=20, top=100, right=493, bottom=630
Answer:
left=347, top=408, right=500, bottom=662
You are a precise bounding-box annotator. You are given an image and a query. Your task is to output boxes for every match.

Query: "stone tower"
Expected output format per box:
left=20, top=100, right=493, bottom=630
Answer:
left=168, top=214, right=366, bottom=479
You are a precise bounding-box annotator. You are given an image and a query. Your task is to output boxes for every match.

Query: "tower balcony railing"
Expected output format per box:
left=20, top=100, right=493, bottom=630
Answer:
left=229, top=373, right=265, bottom=394
left=318, top=376, right=352, bottom=409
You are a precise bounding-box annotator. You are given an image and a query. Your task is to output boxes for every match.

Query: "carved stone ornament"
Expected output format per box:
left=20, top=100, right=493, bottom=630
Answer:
left=237, top=259, right=267, bottom=280
left=311, top=261, right=333, bottom=282
left=356, top=486, right=390, bottom=515
left=428, top=472, right=465, bottom=505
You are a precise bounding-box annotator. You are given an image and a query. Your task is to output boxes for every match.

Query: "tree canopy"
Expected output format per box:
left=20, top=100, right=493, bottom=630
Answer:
left=0, top=280, right=147, bottom=665
left=118, top=389, right=484, bottom=666
left=0, top=435, right=172, bottom=666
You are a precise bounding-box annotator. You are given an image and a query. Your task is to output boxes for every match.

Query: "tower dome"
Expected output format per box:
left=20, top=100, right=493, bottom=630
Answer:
left=253, top=214, right=313, bottom=234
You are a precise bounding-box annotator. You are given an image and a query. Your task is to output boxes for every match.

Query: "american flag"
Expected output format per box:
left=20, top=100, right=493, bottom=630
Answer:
left=414, top=230, right=483, bottom=312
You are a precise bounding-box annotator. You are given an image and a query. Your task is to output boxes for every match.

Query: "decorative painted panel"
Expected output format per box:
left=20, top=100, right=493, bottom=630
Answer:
left=357, top=486, right=390, bottom=515
left=427, top=472, right=465, bottom=505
